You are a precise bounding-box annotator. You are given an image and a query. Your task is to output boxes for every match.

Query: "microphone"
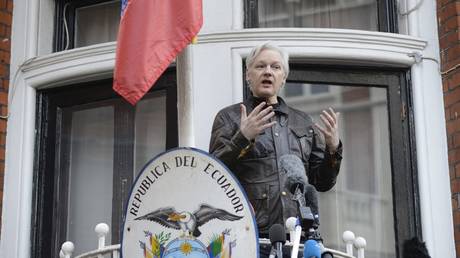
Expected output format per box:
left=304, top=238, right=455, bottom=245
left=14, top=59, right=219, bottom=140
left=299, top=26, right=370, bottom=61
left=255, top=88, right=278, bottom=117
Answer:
left=290, top=218, right=302, bottom=258
left=280, top=155, right=315, bottom=229
left=305, top=184, right=320, bottom=228
left=280, top=154, right=308, bottom=195
left=303, top=239, right=321, bottom=258
left=280, top=155, right=314, bottom=258
left=269, top=224, right=286, bottom=258
left=403, top=237, right=430, bottom=258
left=321, top=251, right=334, bottom=258
left=317, top=241, right=334, bottom=258
left=285, top=217, right=297, bottom=243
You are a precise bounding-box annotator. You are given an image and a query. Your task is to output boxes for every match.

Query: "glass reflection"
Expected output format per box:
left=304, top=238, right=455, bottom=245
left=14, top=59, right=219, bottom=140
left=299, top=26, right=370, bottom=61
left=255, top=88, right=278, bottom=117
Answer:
left=258, top=0, right=378, bottom=31
left=280, top=83, right=395, bottom=258
left=75, top=1, right=121, bottom=48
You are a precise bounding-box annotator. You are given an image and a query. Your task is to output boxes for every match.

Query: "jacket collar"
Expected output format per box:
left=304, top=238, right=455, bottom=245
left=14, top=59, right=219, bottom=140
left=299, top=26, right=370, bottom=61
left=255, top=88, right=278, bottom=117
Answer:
left=244, top=95, right=289, bottom=116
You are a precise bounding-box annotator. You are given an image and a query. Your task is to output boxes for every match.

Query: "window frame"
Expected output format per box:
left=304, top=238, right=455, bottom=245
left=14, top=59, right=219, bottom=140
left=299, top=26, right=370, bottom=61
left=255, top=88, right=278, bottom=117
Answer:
left=244, top=0, right=398, bottom=32
left=31, top=69, right=177, bottom=258
left=54, top=0, right=120, bottom=52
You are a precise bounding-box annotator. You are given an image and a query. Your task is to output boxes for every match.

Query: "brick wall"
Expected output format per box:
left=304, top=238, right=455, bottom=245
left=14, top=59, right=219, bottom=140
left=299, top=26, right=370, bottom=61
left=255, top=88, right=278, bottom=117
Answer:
left=0, top=0, right=12, bottom=225
left=439, top=0, right=460, bottom=256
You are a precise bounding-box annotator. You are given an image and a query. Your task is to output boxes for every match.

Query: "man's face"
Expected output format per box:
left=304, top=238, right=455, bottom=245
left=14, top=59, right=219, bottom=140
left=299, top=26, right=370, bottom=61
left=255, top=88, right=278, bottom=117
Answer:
left=246, top=49, right=286, bottom=103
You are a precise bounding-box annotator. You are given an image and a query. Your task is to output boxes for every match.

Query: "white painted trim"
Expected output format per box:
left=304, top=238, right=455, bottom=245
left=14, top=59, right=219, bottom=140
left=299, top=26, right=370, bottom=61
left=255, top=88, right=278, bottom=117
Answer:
left=231, top=49, right=245, bottom=104
left=232, top=0, right=243, bottom=30
left=406, top=0, right=455, bottom=256
left=18, top=29, right=429, bottom=90
left=18, top=86, right=36, bottom=258
left=26, top=0, right=39, bottom=58
left=0, top=0, right=41, bottom=257
left=198, top=28, right=426, bottom=48
left=199, top=28, right=426, bottom=67
left=21, top=42, right=116, bottom=89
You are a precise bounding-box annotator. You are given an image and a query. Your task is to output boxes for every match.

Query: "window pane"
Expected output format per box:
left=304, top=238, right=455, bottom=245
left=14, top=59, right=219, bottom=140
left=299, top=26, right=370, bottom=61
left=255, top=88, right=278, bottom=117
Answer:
left=75, top=1, right=120, bottom=48
left=258, top=0, right=378, bottom=31
left=67, top=105, right=114, bottom=256
left=284, top=82, right=304, bottom=97
left=311, top=84, right=330, bottom=94
left=134, top=92, right=167, bottom=175
left=279, top=84, right=395, bottom=258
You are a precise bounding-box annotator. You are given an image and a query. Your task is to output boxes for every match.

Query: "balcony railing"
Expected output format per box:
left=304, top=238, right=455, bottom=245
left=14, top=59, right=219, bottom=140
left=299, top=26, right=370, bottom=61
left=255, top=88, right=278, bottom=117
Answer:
left=59, top=223, right=366, bottom=258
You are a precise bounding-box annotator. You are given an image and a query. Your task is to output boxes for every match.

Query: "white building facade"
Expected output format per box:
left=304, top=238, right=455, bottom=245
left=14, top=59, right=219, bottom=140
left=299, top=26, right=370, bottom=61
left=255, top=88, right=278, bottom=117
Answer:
left=0, top=0, right=454, bottom=257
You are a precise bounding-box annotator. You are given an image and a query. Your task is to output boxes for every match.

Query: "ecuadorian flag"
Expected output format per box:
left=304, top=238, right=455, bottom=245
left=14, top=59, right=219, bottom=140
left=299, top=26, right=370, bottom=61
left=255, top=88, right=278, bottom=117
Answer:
left=113, top=0, right=203, bottom=105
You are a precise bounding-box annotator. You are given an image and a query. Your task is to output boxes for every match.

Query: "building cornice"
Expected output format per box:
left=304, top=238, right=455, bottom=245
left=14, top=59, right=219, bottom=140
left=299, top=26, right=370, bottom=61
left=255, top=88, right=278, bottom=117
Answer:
left=20, top=28, right=427, bottom=90
left=21, top=42, right=116, bottom=88
left=199, top=28, right=426, bottom=50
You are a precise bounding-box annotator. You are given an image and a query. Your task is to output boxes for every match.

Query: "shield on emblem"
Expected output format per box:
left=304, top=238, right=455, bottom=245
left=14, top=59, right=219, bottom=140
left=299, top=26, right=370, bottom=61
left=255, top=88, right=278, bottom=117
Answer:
left=121, top=147, right=259, bottom=258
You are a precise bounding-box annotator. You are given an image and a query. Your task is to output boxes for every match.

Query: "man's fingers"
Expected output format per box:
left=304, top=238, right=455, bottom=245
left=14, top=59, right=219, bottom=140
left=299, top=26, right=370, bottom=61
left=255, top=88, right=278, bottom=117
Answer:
left=314, top=123, right=327, bottom=135
left=240, top=104, right=247, bottom=120
left=260, top=111, right=275, bottom=122
left=255, top=105, right=273, bottom=119
left=322, top=110, right=335, bottom=125
left=327, top=107, right=340, bottom=127
left=328, top=107, right=337, bottom=118
left=261, top=121, right=277, bottom=131
left=320, top=115, right=333, bottom=130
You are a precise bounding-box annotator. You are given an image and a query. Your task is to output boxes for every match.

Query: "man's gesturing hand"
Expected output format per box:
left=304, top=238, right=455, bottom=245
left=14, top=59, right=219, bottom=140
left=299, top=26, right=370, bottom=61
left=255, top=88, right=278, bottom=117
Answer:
left=314, top=107, right=340, bottom=153
left=240, top=102, right=276, bottom=141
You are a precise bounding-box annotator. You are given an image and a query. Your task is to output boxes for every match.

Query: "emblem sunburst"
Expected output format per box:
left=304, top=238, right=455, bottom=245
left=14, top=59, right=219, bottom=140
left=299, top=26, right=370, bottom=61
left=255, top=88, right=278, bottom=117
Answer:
left=180, top=241, right=193, bottom=255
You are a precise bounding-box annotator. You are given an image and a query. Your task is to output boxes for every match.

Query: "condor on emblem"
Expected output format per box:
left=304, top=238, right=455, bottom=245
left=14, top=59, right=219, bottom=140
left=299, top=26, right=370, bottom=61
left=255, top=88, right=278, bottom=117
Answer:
left=121, top=148, right=259, bottom=258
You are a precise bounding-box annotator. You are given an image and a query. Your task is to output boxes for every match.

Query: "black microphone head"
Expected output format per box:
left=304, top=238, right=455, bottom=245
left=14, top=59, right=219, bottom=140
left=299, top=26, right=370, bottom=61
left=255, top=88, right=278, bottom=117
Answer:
left=268, top=224, right=286, bottom=244
left=280, top=154, right=308, bottom=194
left=403, top=237, right=431, bottom=258
left=305, top=184, right=319, bottom=216
left=321, top=251, right=334, bottom=258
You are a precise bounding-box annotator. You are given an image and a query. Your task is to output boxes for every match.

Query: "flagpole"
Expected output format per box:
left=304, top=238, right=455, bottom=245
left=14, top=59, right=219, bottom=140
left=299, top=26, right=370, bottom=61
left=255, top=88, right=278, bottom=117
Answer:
left=177, top=43, right=196, bottom=147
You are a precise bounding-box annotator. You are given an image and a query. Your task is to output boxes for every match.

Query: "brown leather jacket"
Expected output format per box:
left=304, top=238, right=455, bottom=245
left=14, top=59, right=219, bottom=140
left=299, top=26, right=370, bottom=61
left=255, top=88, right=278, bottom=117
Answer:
left=209, top=96, right=342, bottom=235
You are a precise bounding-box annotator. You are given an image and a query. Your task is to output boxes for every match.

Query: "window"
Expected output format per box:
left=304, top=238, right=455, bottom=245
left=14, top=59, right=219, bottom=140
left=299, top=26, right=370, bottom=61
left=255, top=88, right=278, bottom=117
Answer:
left=284, top=82, right=304, bottom=97
left=244, top=0, right=398, bottom=32
left=54, top=0, right=121, bottom=51
left=31, top=69, right=177, bottom=257
left=245, top=65, right=420, bottom=258
left=283, top=83, right=331, bottom=98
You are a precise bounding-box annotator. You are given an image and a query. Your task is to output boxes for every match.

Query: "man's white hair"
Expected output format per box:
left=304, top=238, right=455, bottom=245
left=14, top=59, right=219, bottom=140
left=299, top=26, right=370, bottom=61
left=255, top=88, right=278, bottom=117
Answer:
left=246, top=42, right=290, bottom=78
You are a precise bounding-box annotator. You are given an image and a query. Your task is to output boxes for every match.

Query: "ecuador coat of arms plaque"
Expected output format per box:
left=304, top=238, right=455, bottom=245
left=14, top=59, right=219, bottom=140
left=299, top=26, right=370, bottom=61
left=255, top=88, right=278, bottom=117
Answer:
left=121, top=147, right=259, bottom=258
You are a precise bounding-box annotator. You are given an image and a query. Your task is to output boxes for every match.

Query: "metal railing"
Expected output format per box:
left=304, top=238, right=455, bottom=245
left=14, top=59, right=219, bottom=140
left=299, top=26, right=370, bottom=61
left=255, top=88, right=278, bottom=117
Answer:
left=59, top=223, right=119, bottom=258
left=59, top=223, right=366, bottom=258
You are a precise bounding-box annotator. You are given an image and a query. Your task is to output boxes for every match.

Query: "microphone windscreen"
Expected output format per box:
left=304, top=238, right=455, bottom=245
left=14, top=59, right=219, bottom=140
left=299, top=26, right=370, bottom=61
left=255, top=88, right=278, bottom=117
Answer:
left=268, top=224, right=286, bottom=244
left=403, top=237, right=431, bottom=258
left=280, top=154, right=308, bottom=193
left=285, top=217, right=298, bottom=231
left=303, top=239, right=322, bottom=258
left=305, top=184, right=319, bottom=216
left=321, top=251, right=334, bottom=258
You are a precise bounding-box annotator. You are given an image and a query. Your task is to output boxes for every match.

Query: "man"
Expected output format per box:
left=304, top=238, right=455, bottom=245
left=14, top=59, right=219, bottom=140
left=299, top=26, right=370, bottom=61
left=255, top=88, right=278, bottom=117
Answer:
left=209, top=42, right=342, bottom=257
